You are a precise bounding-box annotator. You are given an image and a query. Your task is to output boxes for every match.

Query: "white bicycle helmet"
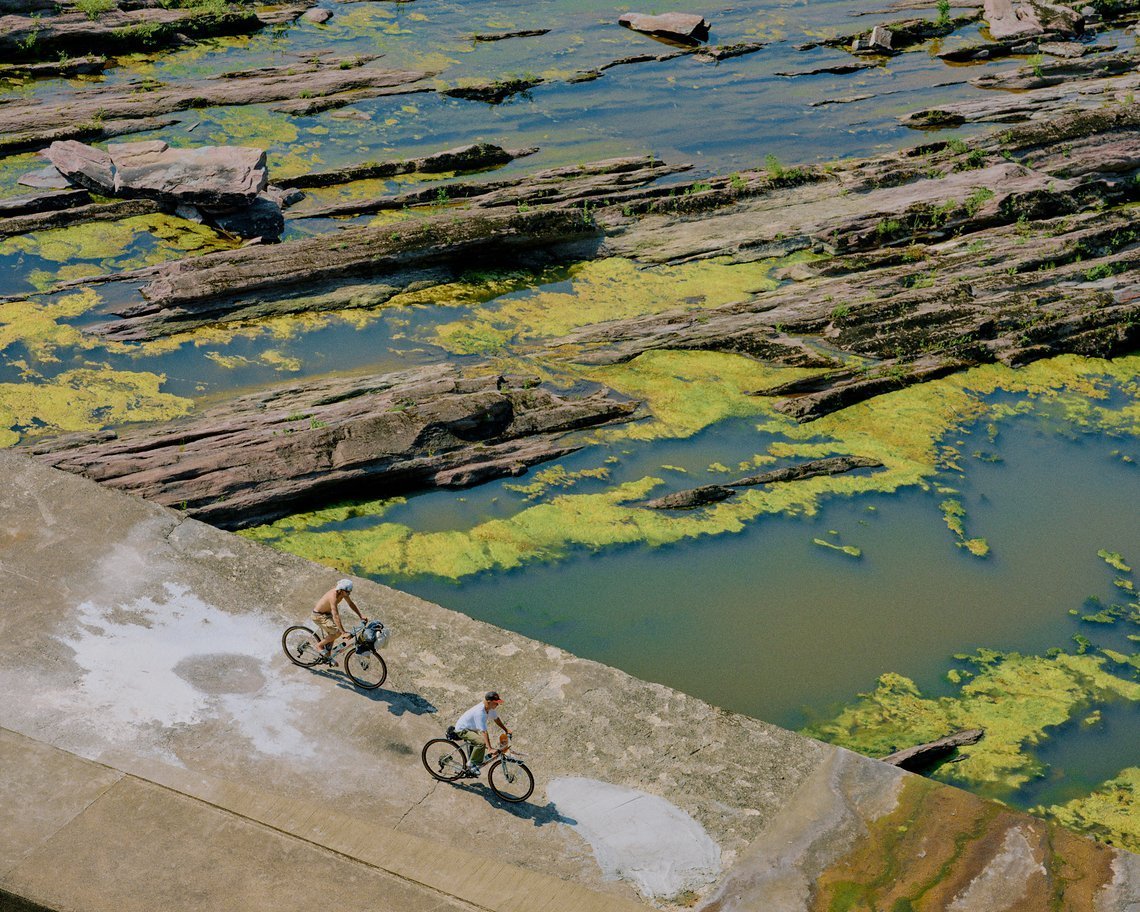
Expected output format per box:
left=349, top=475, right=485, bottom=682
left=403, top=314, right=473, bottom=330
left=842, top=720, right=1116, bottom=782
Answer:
left=337, top=578, right=353, bottom=592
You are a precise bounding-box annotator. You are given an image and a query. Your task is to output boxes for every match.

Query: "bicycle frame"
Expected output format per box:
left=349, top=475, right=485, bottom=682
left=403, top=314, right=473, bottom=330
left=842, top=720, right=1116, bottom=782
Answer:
left=465, top=733, right=522, bottom=769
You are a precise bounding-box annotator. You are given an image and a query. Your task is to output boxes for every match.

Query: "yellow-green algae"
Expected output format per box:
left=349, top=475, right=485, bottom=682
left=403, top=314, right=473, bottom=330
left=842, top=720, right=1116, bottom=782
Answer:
left=243, top=351, right=1140, bottom=582
left=429, top=255, right=806, bottom=355
left=939, top=498, right=990, bottom=557
left=0, top=153, right=42, bottom=200
left=1041, top=766, right=1140, bottom=851
left=0, top=287, right=345, bottom=378
left=0, top=366, right=192, bottom=447
left=585, top=349, right=823, bottom=442
left=802, top=649, right=1140, bottom=794
left=812, top=537, right=861, bottom=558
left=0, top=290, right=117, bottom=363
left=502, top=464, right=610, bottom=500
left=1, top=213, right=238, bottom=282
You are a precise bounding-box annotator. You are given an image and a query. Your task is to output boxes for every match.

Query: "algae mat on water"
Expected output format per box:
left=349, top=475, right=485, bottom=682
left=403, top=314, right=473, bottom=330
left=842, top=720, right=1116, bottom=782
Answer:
left=804, top=538, right=1140, bottom=852
left=241, top=350, right=1140, bottom=582
left=0, top=367, right=192, bottom=448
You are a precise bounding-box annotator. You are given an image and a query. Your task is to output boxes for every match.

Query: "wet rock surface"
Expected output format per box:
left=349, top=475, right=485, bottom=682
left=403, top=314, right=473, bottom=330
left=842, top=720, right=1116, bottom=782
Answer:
left=0, top=56, right=432, bottom=154
left=286, top=154, right=690, bottom=220
left=81, top=206, right=604, bottom=339
left=727, top=455, right=885, bottom=487
left=28, top=364, right=638, bottom=529
left=618, top=11, right=711, bottom=44
left=640, top=456, right=885, bottom=509
left=275, top=143, right=531, bottom=189
left=641, top=484, right=738, bottom=509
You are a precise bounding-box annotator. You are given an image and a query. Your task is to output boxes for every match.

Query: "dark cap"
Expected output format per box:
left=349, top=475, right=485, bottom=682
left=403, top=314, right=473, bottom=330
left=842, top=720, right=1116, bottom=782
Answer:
left=485, top=691, right=501, bottom=702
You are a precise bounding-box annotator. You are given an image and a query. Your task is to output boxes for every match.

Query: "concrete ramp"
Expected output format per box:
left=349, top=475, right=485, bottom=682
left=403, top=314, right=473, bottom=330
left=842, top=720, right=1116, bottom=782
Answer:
left=0, top=728, right=643, bottom=912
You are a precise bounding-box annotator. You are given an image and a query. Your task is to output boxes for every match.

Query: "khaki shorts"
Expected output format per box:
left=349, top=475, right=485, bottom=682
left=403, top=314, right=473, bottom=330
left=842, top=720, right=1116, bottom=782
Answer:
left=312, top=612, right=339, bottom=640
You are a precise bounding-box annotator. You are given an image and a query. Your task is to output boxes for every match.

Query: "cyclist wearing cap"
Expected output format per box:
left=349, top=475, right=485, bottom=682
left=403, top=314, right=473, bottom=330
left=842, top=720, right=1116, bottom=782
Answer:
left=311, top=578, right=367, bottom=661
left=454, top=691, right=511, bottom=776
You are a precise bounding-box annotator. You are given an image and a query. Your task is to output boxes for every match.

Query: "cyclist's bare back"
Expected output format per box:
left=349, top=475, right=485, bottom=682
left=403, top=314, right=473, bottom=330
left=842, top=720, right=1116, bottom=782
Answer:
left=312, top=578, right=366, bottom=655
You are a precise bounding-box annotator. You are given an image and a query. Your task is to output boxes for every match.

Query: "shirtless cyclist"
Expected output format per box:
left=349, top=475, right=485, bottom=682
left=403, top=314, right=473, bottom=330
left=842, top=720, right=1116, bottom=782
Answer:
left=312, top=579, right=367, bottom=662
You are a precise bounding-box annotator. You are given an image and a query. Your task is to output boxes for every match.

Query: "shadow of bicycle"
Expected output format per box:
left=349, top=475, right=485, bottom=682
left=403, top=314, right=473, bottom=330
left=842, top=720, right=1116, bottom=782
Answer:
left=327, top=675, right=437, bottom=716
left=446, top=780, right=576, bottom=827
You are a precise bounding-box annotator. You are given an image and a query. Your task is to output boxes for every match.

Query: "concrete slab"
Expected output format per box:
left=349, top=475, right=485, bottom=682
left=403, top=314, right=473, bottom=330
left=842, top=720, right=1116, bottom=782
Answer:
left=5, top=768, right=471, bottom=912
left=0, top=449, right=1137, bottom=911
left=0, top=729, right=122, bottom=880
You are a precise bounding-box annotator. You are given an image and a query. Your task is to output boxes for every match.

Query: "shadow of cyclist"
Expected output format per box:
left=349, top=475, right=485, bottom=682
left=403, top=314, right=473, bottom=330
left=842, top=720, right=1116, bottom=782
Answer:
left=330, top=676, right=437, bottom=716
left=446, top=780, right=576, bottom=827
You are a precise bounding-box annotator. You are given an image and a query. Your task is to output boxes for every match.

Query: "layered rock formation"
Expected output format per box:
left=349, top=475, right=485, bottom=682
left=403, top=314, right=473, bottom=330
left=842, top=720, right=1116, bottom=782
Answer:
left=39, top=139, right=282, bottom=240
left=30, top=365, right=637, bottom=529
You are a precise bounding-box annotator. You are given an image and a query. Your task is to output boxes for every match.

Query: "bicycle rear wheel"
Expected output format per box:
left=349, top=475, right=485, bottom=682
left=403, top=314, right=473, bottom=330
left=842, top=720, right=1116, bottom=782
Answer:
left=344, top=646, right=387, bottom=689
left=488, top=758, right=534, bottom=802
left=422, top=739, right=467, bottom=782
left=282, top=626, right=322, bottom=668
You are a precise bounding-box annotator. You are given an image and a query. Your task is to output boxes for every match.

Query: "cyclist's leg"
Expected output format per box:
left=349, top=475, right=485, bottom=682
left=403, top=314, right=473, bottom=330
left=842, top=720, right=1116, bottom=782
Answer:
left=312, top=613, right=339, bottom=653
left=457, top=730, right=485, bottom=766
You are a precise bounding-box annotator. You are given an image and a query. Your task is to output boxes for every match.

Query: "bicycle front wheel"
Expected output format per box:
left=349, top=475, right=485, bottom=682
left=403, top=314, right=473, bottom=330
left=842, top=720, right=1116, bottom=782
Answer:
left=488, top=758, right=534, bottom=802
left=282, top=626, right=322, bottom=668
left=422, top=739, right=467, bottom=782
left=344, top=646, right=387, bottom=689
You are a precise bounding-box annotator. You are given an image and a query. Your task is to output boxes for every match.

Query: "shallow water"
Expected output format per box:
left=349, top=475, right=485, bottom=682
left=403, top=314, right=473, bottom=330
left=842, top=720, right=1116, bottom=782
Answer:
left=391, top=413, right=1140, bottom=732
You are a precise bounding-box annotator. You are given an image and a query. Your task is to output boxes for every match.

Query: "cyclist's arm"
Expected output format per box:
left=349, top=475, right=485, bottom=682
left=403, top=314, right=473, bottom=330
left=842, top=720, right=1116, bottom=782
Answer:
left=494, top=717, right=511, bottom=735
left=344, top=594, right=365, bottom=621
left=331, top=603, right=346, bottom=634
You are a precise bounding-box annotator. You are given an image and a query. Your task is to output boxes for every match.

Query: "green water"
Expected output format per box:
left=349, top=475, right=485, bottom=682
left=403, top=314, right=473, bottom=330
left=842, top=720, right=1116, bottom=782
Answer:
left=355, top=414, right=1140, bottom=724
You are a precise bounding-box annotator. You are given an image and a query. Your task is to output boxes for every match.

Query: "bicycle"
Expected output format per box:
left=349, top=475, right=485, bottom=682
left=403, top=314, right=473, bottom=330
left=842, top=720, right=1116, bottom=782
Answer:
left=421, top=729, right=534, bottom=802
left=281, top=619, right=390, bottom=689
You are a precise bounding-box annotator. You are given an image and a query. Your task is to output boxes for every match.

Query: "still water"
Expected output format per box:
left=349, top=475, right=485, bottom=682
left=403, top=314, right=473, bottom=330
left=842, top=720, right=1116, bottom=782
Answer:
left=390, top=414, right=1139, bottom=729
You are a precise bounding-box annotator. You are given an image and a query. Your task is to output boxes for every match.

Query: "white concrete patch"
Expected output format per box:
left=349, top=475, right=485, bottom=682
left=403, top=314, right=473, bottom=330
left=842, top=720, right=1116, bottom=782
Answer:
left=947, top=826, right=1046, bottom=912
left=56, top=582, right=322, bottom=760
left=547, top=777, right=721, bottom=898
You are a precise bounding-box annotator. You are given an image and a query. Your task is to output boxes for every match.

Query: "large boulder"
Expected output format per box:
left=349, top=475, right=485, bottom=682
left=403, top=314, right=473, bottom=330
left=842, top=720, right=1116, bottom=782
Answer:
left=39, top=141, right=115, bottom=194
left=105, top=140, right=268, bottom=209
left=618, top=11, right=710, bottom=43
left=39, top=139, right=279, bottom=239
left=984, top=0, right=1083, bottom=38
left=41, top=139, right=269, bottom=210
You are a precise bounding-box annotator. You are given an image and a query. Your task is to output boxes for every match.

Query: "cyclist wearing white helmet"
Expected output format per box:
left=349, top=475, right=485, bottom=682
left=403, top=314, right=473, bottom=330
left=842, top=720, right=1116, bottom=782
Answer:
left=311, top=578, right=367, bottom=661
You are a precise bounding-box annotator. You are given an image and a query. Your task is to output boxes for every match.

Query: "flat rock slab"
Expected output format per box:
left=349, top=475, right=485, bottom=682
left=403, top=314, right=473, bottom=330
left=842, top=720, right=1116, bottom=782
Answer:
left=39, top=140, right=259, bottom=210
left=619, top=11, right=710, bottom=43
left=28, top=364, right=637, bottom=528
left=276, top=142, right=528, bottom=189
left=0, top=58, right=431, bottom=154
left=85, top=206, right=603, bottom=340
